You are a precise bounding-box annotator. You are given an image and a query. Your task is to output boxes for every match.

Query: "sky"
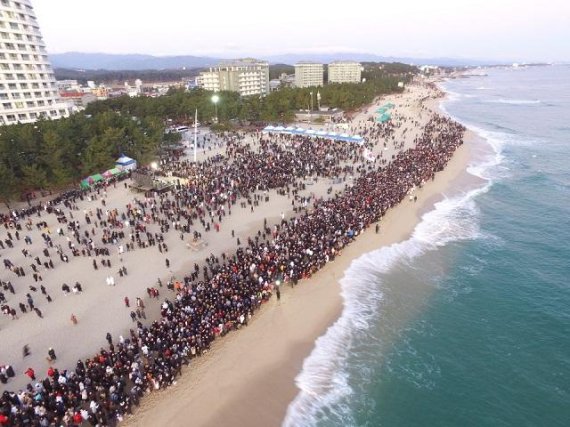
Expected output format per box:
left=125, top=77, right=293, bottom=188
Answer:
left=33, top=0, right=570, bottom=62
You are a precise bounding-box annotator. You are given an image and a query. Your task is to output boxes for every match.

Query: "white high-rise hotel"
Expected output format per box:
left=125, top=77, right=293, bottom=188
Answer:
left=0, top=0, right=68, bottom=125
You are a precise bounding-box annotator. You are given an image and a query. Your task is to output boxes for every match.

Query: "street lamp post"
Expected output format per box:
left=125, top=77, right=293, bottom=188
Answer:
left=211, top=94, right=220, bottom=123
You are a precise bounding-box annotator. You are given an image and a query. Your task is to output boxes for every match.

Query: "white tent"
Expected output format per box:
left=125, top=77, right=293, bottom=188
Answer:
left=116, top=154, right=137, bottom=171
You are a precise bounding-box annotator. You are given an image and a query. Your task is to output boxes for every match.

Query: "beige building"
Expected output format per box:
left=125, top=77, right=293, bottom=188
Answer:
left=197, top=58, right=269, bottom=97
left=294, top=62, right=324, bottom=88
left=328, top=61, right=363, bottom=84
left=0, top=0, right=69, bottom=125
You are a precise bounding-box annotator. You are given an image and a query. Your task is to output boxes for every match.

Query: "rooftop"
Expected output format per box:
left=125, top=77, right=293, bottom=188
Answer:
left=329, top=60, right=362, bottom=65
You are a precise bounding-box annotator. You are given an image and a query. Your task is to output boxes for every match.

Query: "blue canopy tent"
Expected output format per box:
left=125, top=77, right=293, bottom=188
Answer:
left=284, top=126, right=296, bottom=134
left=377, top=112, right=391, bottom=123
left=116, top=154, right=137, bottom=171
left=262, top=126, right=365, bottom=144
left=352, top=135, right=364, bottom=144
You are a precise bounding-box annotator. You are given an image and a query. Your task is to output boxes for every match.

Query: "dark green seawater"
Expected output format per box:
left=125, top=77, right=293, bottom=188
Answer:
left=284, top=65, right=570, bottom=427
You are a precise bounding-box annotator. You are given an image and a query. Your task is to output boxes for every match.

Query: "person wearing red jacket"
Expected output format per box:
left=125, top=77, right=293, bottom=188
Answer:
left=24, top=367, right=35, bottom=380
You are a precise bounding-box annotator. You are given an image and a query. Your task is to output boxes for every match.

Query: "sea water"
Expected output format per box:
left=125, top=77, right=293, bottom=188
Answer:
left=284, top=65, right=570, bottom=427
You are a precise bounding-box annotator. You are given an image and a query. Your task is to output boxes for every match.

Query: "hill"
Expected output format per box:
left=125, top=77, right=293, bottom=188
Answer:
left=49, top=52, right=503, bottom=70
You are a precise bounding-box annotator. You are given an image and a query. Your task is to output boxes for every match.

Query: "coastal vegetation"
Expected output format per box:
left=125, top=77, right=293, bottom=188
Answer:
left=0, top=63, right=416, bottom=201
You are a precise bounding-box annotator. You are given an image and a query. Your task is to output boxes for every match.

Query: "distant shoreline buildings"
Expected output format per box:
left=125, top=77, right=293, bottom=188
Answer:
left=327, top=61, right=363, bottom=84
left=196, top=58, right=270, bottom=97
left=294, top=62, right=324, bottom=88
left=195, top=58, right=364, bottom=95
left=0, top=0, right=69, bottom=125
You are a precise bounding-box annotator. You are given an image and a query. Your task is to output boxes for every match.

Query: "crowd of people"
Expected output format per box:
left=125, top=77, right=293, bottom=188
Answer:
left=0, top=88, right=465, bottom=425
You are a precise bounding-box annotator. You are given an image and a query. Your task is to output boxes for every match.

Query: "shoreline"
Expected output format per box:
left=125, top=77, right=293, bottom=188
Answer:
left=125, top=89, right=483, bottom=427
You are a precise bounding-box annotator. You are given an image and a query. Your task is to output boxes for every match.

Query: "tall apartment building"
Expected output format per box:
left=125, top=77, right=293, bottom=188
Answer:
left=294, top=62, right=324, bottom=88
left=0, top=0, right=69, bottom=126
left=328, top=61, right=363, bottom=84
left=197, top=58, right=269, bottom=97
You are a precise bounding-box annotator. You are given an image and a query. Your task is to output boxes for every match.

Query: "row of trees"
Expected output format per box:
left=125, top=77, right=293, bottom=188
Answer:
left=86, top=67, right=413, bottom=124
left=0, top=64, right=416, bottom=202
left=0, top=112, right=163, bottom=203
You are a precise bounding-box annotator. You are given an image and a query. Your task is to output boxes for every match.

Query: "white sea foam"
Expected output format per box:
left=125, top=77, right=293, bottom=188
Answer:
left=444, top=90, right=475, bottom=100
left=488, top=99, right=541, bottom=105
left=283, top=184, right=490, bottom=427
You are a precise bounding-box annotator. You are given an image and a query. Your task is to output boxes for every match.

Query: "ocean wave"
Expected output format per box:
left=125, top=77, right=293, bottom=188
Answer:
left=283, top=182, right=489, bottom=426
left=487, top=99, right=541, bottom=105
left=444, top=90, right=477, bottom=100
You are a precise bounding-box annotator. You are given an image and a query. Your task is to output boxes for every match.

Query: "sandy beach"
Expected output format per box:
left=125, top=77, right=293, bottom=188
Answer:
left=119, top=85, right=481, bottom=427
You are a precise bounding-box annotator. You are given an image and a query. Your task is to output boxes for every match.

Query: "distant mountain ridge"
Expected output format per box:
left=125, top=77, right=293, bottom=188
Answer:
left=49, top=51, right=502, bottom=70
left=50, top=52, right=222, bottom=70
